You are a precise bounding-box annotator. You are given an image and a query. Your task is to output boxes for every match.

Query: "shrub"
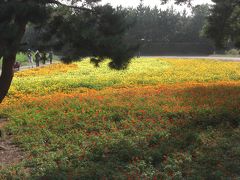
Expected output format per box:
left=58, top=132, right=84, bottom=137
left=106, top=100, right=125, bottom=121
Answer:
left=225, top=49, right=240, bottom=56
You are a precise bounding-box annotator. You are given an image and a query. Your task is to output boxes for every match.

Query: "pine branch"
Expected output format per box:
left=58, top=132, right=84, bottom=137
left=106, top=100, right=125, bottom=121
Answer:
left=6, top=0, right=95, bottom=12
left=47, top=0, right=95, bottom=13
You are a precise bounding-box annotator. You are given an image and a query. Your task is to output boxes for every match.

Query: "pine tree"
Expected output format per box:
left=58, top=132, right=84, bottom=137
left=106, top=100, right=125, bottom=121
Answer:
left=0, top=0, right=50, bottom=103
left=0, top=0, right=136, bottom=103
left=201, top=0, right=240, bottom=49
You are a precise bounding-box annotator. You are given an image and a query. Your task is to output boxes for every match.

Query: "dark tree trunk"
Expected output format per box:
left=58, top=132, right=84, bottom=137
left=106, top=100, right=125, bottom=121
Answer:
left=0, top=53, right=16, bottom=103
left=0, top=20, right=26, bottom=103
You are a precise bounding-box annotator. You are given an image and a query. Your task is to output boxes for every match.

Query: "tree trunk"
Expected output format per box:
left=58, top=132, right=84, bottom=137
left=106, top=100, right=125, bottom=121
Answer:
left=0, top=18, right=27, bottom=103
left=0, top=53, right=16, bottom=103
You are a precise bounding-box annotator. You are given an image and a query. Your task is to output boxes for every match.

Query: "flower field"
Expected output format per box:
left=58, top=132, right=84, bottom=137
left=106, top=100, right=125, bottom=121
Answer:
left=0, top=58, right=240, bottom=179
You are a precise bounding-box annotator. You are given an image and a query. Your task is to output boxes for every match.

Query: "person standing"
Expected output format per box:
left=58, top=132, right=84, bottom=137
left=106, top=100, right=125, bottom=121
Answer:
left=48, top=50, right=53, bottom=64
left=41, top=52, right=47, bottom=65
left=35, top=50, right=41, bottom=67
left=27, top=49, right=33, bottom=68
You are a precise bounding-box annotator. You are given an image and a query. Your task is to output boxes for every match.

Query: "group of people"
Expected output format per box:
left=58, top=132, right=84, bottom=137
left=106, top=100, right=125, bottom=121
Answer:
left=27, top=49, right=53, bottom=68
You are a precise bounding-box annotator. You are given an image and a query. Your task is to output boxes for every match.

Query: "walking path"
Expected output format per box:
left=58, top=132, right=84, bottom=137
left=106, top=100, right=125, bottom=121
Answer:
left=1, top=56, right=240, bottom=74
left=145, top=55, right=240, bottom=61
left=18, top=61, right=58, bottom=71
left=0, top=61, right=58, bottom=74
left=0, top=117, right=25, bottom=167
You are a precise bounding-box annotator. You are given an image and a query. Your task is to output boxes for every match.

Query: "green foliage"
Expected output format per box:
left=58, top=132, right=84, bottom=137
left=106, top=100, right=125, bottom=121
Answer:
left=0, top=0, right=50, bottom=56
left=16, top=53, right=28, bottom=64
left=0, top=0, right=138, bottom=69
left=127, top=4, right=211, bottom=44
left=204, top=0, right=240, bottom=49
left=0, top=52, right=28, bottom=68
left=44, top=5, right=138, bottom=70
left=225, top=48, right=240, bottom=56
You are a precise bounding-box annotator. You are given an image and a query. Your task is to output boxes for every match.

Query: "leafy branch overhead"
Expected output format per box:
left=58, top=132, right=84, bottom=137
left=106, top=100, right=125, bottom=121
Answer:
left=43, top=4, right=139, bottom=69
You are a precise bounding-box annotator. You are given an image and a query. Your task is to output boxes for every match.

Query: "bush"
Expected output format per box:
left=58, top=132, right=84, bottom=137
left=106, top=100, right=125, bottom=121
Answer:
left=16, top=52, right=28, bottom=64
left=225, top=49, right=240, bottom=56
left=0, top=53, right=28, bottom=68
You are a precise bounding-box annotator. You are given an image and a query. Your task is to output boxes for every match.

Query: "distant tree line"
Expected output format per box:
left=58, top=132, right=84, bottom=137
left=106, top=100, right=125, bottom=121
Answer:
left=123, top=3, right=214, bottom=55
left=22, top=3, right=214, bottom=56
left=22, top=1, right=240, bottom=56
left=124, top=0, right=240, bottom=55
left=204, top=0, right=240, bottom=51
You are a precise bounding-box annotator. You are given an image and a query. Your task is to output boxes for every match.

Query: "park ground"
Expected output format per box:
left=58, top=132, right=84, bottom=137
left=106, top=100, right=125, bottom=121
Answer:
left=0, top=57, right=240, bottom=179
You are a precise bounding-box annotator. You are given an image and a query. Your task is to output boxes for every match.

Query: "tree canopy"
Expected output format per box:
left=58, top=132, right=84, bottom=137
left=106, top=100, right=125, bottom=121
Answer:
left=125, top=3, right=210, bottom=43
left=204, top=0, right=240, bottom=49
left=122, top=3, right=212, bottom=55
left=42, top=5, right=138, bottom=69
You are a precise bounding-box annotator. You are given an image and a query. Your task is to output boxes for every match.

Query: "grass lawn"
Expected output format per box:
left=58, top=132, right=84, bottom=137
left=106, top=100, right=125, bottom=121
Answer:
left=0, top=58, right=240, bottom=179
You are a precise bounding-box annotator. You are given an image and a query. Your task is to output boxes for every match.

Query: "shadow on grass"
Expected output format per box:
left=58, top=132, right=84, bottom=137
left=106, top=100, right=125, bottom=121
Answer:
left=41, top=112, right=239, bottom=179
left=2, top=84, right=240, bottom=179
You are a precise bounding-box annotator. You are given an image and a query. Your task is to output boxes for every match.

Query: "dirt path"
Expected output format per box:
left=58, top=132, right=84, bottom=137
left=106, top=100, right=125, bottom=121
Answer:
left=0, top=118, right=24, bottom=167
left=0, top=138, right=24, bottom=166
left=0, top=63, right=57, bottom=166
